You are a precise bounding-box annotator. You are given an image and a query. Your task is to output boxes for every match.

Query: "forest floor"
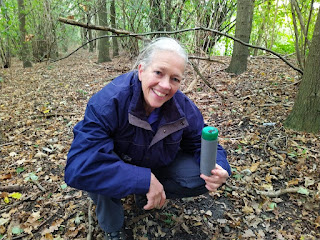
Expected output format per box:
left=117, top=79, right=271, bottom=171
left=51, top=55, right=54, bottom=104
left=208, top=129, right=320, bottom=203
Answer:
left=0, top=49, right=319, bottom=240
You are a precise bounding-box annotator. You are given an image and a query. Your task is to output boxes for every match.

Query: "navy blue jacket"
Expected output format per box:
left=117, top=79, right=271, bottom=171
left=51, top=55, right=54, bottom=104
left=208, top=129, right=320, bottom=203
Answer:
left=65, top=71, right=231, bottom=199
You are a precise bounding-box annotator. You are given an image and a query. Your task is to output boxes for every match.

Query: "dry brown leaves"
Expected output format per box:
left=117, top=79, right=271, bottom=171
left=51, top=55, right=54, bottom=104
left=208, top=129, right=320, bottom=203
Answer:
left=0, top=51, right=319, bottom=239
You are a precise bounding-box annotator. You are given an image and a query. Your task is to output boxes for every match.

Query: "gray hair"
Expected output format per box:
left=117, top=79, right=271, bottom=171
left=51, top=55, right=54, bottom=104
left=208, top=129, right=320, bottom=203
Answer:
left=133, top=37, right=188, bottom=69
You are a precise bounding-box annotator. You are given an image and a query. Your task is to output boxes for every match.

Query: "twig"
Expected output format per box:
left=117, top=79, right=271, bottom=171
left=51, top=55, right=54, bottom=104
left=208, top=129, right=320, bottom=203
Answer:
left=188, top=56, right=226, bottom=65
left=32, top=112, right=77, bottom=119
left=189, top=61, right=227, bottom=99
left=87, top=199, right=93, bottom=240
left=32, top=180, right=46, bottom=192
left=0, top=142, right=15, bottom=147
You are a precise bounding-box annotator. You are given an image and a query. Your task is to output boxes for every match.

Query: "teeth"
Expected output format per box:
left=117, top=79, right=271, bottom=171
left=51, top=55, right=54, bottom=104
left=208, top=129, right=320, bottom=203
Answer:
left=153, top=89, right=166, bottom=97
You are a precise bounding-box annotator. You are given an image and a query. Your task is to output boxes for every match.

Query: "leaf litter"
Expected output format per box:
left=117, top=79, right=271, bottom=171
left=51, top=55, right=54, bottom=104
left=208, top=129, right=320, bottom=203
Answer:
left=0, top=51, right=319, bottom=239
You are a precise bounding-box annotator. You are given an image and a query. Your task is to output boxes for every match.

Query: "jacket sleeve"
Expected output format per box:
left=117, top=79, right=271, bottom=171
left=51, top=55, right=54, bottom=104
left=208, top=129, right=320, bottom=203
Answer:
left=180, top=99, right=232, bottom=176
left=64, top=100, right=151, bottom=199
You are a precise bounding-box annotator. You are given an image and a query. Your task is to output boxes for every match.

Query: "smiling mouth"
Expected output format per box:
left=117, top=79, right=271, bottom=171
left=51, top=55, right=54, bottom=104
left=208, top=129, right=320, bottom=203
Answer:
left=153, top=89, right=167, bottom=97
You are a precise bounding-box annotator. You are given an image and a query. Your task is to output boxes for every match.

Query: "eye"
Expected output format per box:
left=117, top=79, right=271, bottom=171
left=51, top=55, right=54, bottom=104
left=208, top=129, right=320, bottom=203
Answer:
left=154, top=70, right=161, bottom=75
left=172, top=77, right=181, bottom=83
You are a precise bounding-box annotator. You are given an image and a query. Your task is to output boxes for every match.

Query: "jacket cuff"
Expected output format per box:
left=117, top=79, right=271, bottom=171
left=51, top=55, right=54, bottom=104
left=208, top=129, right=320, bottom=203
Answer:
left=134, top=166, right=151, bottom=194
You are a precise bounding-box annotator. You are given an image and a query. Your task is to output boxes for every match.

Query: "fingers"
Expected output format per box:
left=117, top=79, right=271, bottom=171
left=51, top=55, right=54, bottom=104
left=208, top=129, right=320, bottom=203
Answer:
left=143, top=173, right=166, bottom=210
left=143, top=191, right=166, bottom=210
left=200, top=165, right=229, bottom=192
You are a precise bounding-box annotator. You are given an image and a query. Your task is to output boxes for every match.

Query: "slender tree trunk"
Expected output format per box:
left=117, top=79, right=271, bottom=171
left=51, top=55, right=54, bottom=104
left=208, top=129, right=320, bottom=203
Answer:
left=164, top=0, right=172, bottom=31
left=284, top=9, right=320, bottom=133
left=253, top=0, right=270, bottom=56
left=269, top=0, right=279, bottom=49
left=0, top=0, right=11, bottom=67
left=82, top=13, right=88, bottom=50
left=44, top=0, right=58, bottom=59
left=97, top=0, right=111, bottom=63
left=88, top=17, right=94, bottom=53
left=226, top=0, right=254, bottom=75
left=110, top=0, right=119, bottom=57
left=17, top=0, right=32, bottom=67
left=149, top=0, right=164, bottom=36
left=290, top=0, right=303, bottom=70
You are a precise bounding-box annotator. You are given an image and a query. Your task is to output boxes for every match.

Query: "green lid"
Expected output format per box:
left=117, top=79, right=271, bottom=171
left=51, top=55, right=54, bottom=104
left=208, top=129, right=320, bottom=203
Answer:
left=202, top=126, right=218, bottom=140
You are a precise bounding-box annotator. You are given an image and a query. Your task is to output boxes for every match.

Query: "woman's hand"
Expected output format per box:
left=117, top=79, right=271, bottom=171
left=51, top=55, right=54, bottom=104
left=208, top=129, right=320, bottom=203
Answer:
left=200, top=164, right=229, bottom=192
left=144, top=173, right=166, bottom=210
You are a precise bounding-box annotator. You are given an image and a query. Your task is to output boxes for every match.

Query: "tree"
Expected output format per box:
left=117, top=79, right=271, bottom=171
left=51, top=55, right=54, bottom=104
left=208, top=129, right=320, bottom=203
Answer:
left=290, top=0, right=315, bottom=70
left=226, top=0, right=254, bottom=75
left=17, top=0, right=32, bottom=67
left=253, top=0, right=271, bottom=56
left=0, top=0, right=11, bottom=68
left=110, top=0, right=119, bottom=57
left=149, top=0, right=164, bottom=35
left=97, top=0, right=111, bottom=63
left=284, top=8, right=320, bottom=133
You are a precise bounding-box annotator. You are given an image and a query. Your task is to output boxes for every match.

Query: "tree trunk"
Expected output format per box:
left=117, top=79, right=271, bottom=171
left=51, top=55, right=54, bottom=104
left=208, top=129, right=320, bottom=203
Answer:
left=44, top=0, right=58, bottom=59
left=226, top=0, right=254, bottom=75
left=164, top=0, right=172, bottom=31
left=17, top=0, right=32, bottom=67
left=269, top=0, right=279, bottom=49
left=0, top=0, right=11, bottom=68
left=290, top=0, right=304, bottom=70
left=284, top=9, right=320, bottom=133
left=149, top=0, right=164, bottom=35
left=97, top=0, right=111, bottom=63
left=253, top=0, right=270, bottom=56
left=110, top=0, right=119, bottom=57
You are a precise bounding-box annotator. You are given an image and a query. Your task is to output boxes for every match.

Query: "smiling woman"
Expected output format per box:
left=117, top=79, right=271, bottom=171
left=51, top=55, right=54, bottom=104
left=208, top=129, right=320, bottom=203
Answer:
left=64, top=37, right=231, bottom=240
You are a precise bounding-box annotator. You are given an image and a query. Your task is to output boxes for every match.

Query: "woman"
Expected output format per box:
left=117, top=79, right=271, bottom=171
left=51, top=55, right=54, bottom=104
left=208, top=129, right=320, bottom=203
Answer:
left=65, top=37, right=231, bottom=240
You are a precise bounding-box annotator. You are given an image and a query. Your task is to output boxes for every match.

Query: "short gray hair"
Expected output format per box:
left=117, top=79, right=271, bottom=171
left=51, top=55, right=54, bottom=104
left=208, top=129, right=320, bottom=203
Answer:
left=133, top=37, right=188, bottom=69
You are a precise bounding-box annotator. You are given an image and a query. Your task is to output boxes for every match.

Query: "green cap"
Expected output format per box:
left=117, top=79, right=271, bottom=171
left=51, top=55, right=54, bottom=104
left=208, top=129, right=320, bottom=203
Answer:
left=202, top=126, right=218, bottom=140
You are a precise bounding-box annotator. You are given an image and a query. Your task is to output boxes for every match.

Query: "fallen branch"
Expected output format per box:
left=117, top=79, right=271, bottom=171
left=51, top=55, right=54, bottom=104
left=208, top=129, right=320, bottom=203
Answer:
left=57, top=17, right=303, bottom=75
left=87, top=199, right=93, bottom=240
left=256, top=187, right=313, bottom=197
left=0, top=185, right=24, bottom=192
left=58, top=17, right=147, bottom=41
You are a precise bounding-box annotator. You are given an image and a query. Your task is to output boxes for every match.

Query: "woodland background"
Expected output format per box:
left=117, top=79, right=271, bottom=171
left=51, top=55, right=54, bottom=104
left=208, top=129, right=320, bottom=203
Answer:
left=0, top=0, right=320, bottom=239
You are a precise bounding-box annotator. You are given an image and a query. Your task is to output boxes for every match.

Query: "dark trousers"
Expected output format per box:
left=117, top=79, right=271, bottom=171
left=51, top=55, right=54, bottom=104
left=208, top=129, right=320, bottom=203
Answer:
left=88, top=151, right=208, bottom=233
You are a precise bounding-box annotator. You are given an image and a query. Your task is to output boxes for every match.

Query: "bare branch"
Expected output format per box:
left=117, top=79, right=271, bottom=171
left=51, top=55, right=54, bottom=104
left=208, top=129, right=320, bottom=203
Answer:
left=58, top=17, right=147, bottom=41
left=57, top=18, right=303, bottom=74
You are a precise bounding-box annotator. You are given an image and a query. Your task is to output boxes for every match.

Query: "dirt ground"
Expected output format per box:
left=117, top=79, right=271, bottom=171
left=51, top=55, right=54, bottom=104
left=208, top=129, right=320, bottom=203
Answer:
left=0, top=50, right=319, bottom=240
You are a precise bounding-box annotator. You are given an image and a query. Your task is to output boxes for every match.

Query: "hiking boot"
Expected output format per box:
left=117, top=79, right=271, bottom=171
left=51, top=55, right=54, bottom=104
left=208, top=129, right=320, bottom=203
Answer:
left=105, top=229, right=126, bottom=240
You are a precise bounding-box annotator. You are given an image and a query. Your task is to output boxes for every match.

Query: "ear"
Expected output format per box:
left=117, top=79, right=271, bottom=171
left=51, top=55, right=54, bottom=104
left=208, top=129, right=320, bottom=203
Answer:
left=138, top=64, right=144, bottom=81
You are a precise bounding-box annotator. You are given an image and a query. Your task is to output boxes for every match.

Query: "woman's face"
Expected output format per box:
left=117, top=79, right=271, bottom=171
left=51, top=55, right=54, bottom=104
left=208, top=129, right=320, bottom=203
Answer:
left=138, top=50, right=185, bottom=116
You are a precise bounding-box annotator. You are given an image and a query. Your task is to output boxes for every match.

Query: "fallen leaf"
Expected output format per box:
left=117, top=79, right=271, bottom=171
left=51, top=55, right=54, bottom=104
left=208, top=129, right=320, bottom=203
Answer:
left=9, top=192, right=22, bottom=200
left=297, top=187, right=309, bottom=195
left=242, top=205, right=254, bottom=214
left=0, top=173, right=12, bottom=180
left=250, top=162, right=260, bottom=172
left=288, top=179, right=299, bottom=186
left=242, top=229, right=256, bottom=238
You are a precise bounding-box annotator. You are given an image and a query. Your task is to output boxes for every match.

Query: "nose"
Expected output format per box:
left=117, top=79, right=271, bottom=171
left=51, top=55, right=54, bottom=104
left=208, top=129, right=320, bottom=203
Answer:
left=158, top=76, right=171, bottom=90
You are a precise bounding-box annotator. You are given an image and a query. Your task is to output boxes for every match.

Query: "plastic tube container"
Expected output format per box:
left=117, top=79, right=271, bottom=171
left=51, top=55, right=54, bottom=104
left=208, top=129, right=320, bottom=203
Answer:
left=200, top=126, right=218, bottom=176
